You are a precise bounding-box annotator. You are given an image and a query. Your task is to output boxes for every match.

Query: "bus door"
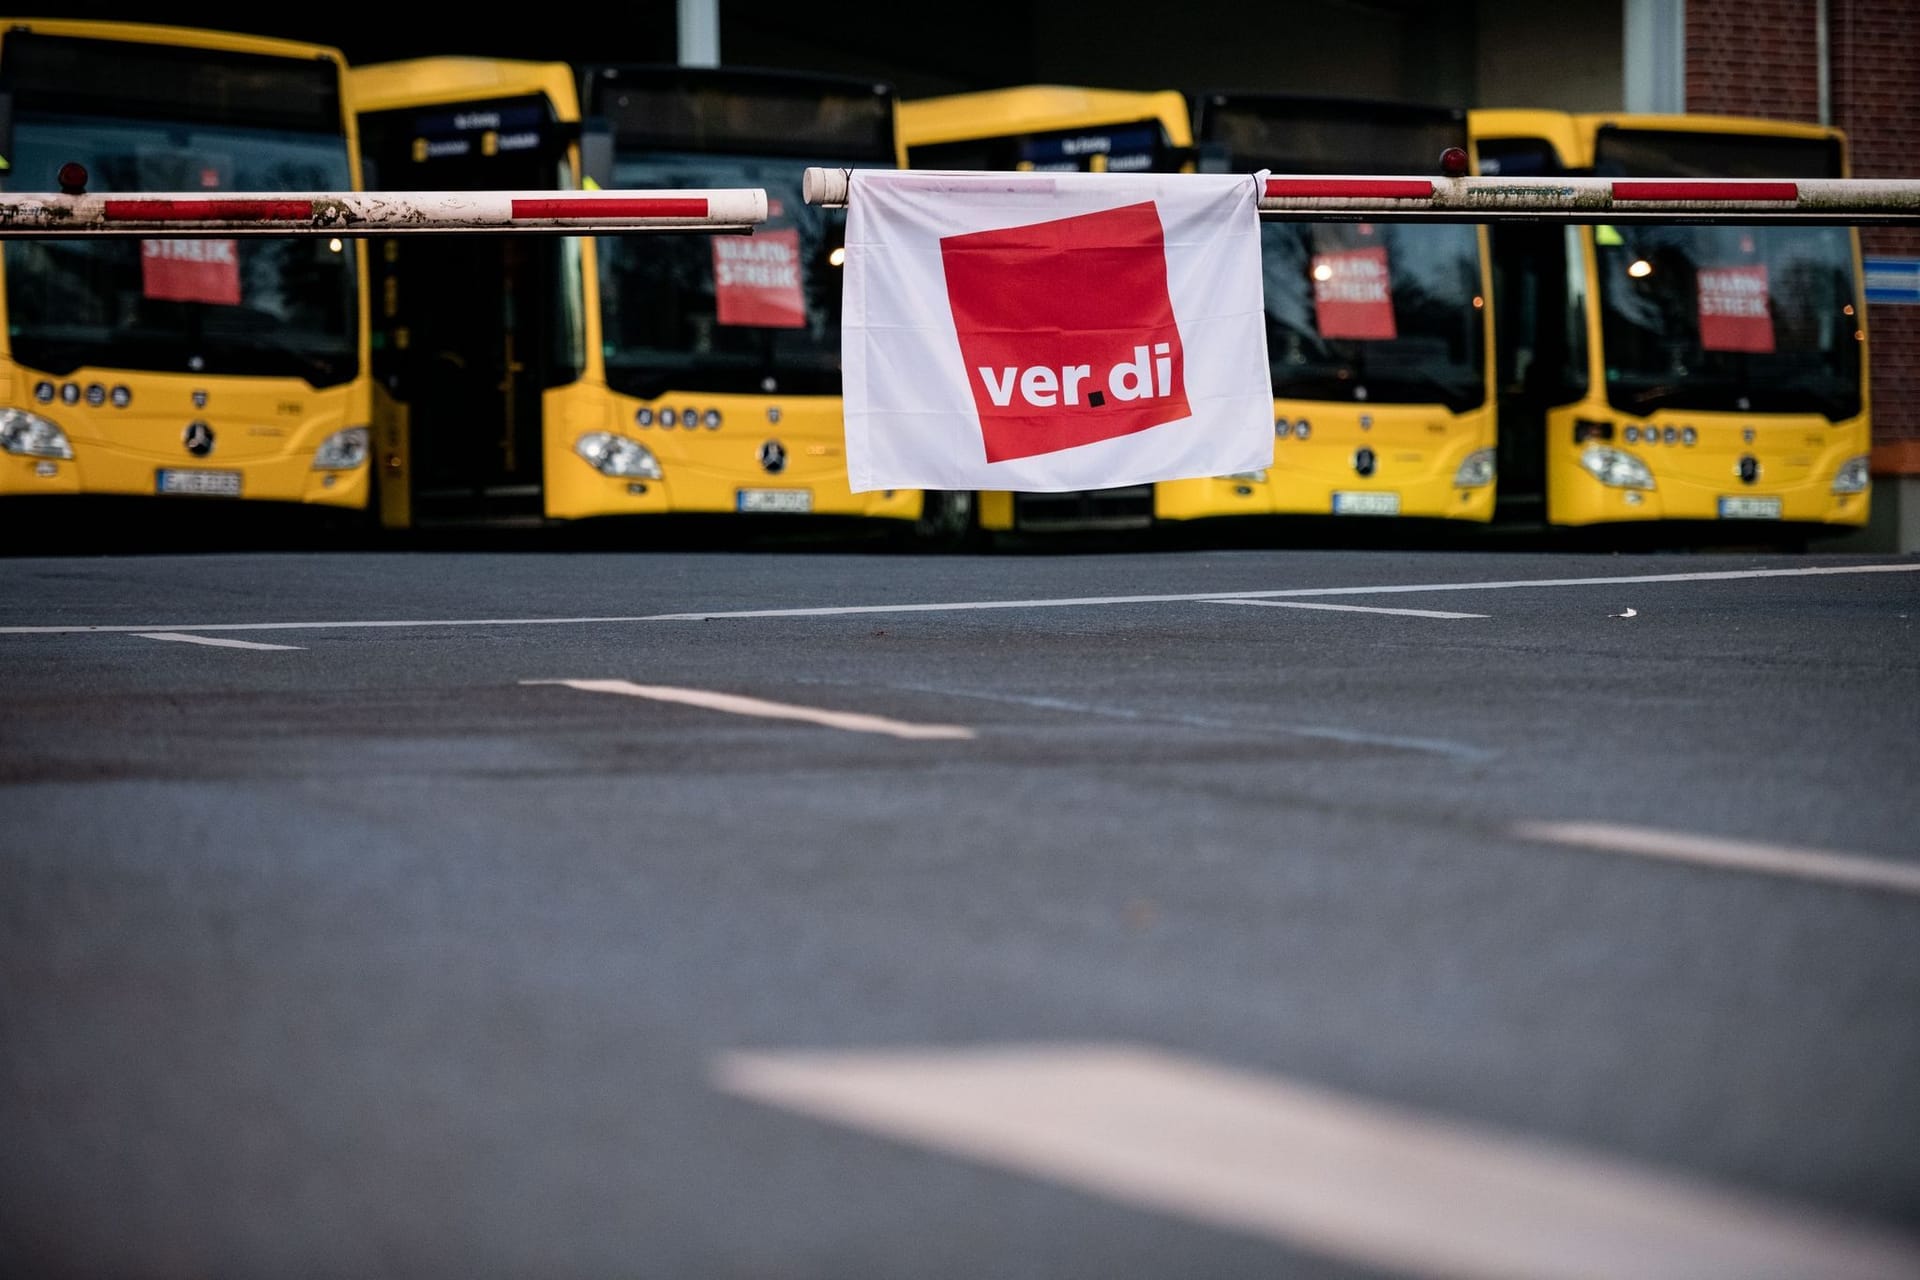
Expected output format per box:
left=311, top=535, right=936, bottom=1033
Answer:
left=1014, top=124, right=1186, bottom=529
left=360, top=98, right=573, bottom=524
left=907, top=115, right=1193, bottom=532
left=1478, top=137, right=1589, bottom=523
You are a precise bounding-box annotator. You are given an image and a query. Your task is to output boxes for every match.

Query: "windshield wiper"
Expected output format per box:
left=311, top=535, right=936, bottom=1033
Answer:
left=1270, top=366, right=1360, bottom=401
left=1359, top=364, right=1478, bottom=409
left=212, top=333, right=348, bottom=384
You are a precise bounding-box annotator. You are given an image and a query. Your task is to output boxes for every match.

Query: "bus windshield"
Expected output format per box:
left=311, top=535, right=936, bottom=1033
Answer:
left=598, top=152, right=863, bottom=398
left=1261, top=221, right=1486, bottom=411
left=4, top=113, right=359, bottom=386
left=1594, top=224, right=1861, bottom=419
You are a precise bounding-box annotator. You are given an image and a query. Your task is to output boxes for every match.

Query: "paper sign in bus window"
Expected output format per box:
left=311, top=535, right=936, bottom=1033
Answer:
left=1697, top=264, right=1774, bottom=353
left=1312, top=247, right=1397, bottom=340
left=713, top=227, right=806, bottom=328
left=140, top=239, right=241, bottom=305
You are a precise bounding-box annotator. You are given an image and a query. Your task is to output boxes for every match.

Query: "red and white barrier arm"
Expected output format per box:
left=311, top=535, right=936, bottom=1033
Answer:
left=801, top=167, right=1920, bottom=224
left=1256, top=175, right=1920, bottom=223
left=0, top=188, right=768, bottom=236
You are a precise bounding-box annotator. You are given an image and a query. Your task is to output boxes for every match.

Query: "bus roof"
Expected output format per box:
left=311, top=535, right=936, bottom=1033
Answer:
left=1469, top=108, right=1846, bottom=171
left=578, top=62, right=894, bottom=104
left=578, top=63, right=899, bottom=164
left=898, top=85, right=1194, bottom=149
left=348, top=57, right=581, bottom=122
left=1193, top=90, right=1466, bottom=174
left=0, top=16, right=347, bottom=67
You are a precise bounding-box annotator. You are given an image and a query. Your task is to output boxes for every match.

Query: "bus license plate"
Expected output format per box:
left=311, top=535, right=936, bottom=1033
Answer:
left=156, top=469, right=242, bottom=497
left=1332, top=491, right=1400, bottom=516
left=1718, top=495, right=1782, bottom=519
left=737, top=488, right=811, bottom=514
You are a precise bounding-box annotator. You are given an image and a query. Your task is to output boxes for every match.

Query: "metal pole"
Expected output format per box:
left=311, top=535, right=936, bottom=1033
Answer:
left=678, top=0, right=721, bottom=68
left=1624, top=0, right=1688, bottom=115
left=1816, top=0, right=1832, bottom=127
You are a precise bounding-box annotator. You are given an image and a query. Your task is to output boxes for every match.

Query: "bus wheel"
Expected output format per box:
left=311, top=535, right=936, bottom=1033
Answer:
left=912, top=490, right=983, bottom=551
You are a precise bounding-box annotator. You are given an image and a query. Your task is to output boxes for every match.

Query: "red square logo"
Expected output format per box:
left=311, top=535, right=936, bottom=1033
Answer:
left=940, top=202, right=1189, bottom=463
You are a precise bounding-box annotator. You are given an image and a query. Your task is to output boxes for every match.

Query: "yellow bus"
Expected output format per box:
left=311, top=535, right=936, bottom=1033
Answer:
left=1180, top=92, right=1496, bottom=523
left=576, top=65, right=952, bottom=536
left=350, top=57, right=596, bottom=528
left=1470, top=111, right=1871, bottom=534
left=0, top=20, right=371, bottom=515
left=898, top=85, right=1202, bottom=534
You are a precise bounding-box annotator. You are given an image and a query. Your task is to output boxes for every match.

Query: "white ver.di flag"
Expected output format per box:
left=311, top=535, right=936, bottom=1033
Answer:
left=840, top=169, right=1273, bottom=493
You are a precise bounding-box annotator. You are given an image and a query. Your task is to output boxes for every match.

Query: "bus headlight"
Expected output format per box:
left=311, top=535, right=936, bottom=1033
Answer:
left=576, top=432, right=662, bottom=479
left=0, top=408, right=73, bottom=459
left=311, top=426, right=370, bottom=470
left=1578, top=445, right=1655, bottom=490
left=1832, top=455, right=1870, bottom=494
left=1454, top=449, right=1495, bottom=487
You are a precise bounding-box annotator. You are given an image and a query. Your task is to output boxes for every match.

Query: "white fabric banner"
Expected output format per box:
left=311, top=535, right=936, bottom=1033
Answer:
left=841, top=170, right=1273, bottom=493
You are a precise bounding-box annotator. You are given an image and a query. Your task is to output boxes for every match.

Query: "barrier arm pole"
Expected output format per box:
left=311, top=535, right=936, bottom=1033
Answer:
left=0, top=185, right=769, bottom=236
left=802, top=167, right=1920, bottom=225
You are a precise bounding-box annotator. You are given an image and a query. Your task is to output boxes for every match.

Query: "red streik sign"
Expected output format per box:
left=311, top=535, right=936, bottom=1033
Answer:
left=940, top=202, right=1189, bottom=464
left=713, top=227, right=806, bottom=328
left=1697, top=264, right=1774, bottom=353
left=141, top=239, right=241, bottom=305
left=1312, top=246, right=1397, bottom=340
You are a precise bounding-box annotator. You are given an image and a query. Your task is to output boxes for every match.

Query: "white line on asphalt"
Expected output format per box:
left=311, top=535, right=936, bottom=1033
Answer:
left=133, top=631, right=304, bottom=651
left=864, top=681, right=1498, bottom=762
left=1209, top=599, right=1489, bottom=619
left=715, top=1043, right=1920, bottom=1280
left=524, top=678, right=975, bottom=741
left=1514, top=821, right=1920, bottom=897
left=1, top=562, right=1912, bottom=636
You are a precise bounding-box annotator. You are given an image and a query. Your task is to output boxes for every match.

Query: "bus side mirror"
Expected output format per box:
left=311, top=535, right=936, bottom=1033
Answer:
left=581, top=116, right=614, bottom=190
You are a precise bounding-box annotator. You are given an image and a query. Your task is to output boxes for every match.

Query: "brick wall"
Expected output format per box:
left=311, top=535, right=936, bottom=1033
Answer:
left=1832, top=0, right=1920, bottom=452
left=1685, top=0, right=1822, bottom=123
left=1687, top=0, right=1920, bottom=456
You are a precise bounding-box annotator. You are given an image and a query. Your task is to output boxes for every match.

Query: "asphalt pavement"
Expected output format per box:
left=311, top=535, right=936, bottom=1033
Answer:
left=2, top=538, right=1917, bottom=1278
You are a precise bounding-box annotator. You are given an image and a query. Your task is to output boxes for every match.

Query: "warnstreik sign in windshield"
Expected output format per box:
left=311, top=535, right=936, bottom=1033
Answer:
left=713, top=227, right=806, bottom=328
left=1697, top=264, right=1775, bottom=353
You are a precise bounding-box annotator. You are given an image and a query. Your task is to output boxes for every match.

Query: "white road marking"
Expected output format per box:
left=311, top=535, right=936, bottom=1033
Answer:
left=1210, top=599, right=1488, bottom=619
left=1613, top=608, right=1638, bottom=618
left=1514, top=821, right=1920, bottom=897
left=0, top=561, right=1911, bottom=636
left=869, top=681, right=1498, bottom=762
left=715, top=1043, right=1920, bottom=1280
left=524, top=678, right=974, bottom=740
left=133, top=631, right=304, bottom=651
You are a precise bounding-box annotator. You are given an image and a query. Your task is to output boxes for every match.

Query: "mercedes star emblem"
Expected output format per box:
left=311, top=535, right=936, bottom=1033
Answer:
left=758, top=440, right=787, bottom=474
left=183, top=421, right=215, bottom=457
